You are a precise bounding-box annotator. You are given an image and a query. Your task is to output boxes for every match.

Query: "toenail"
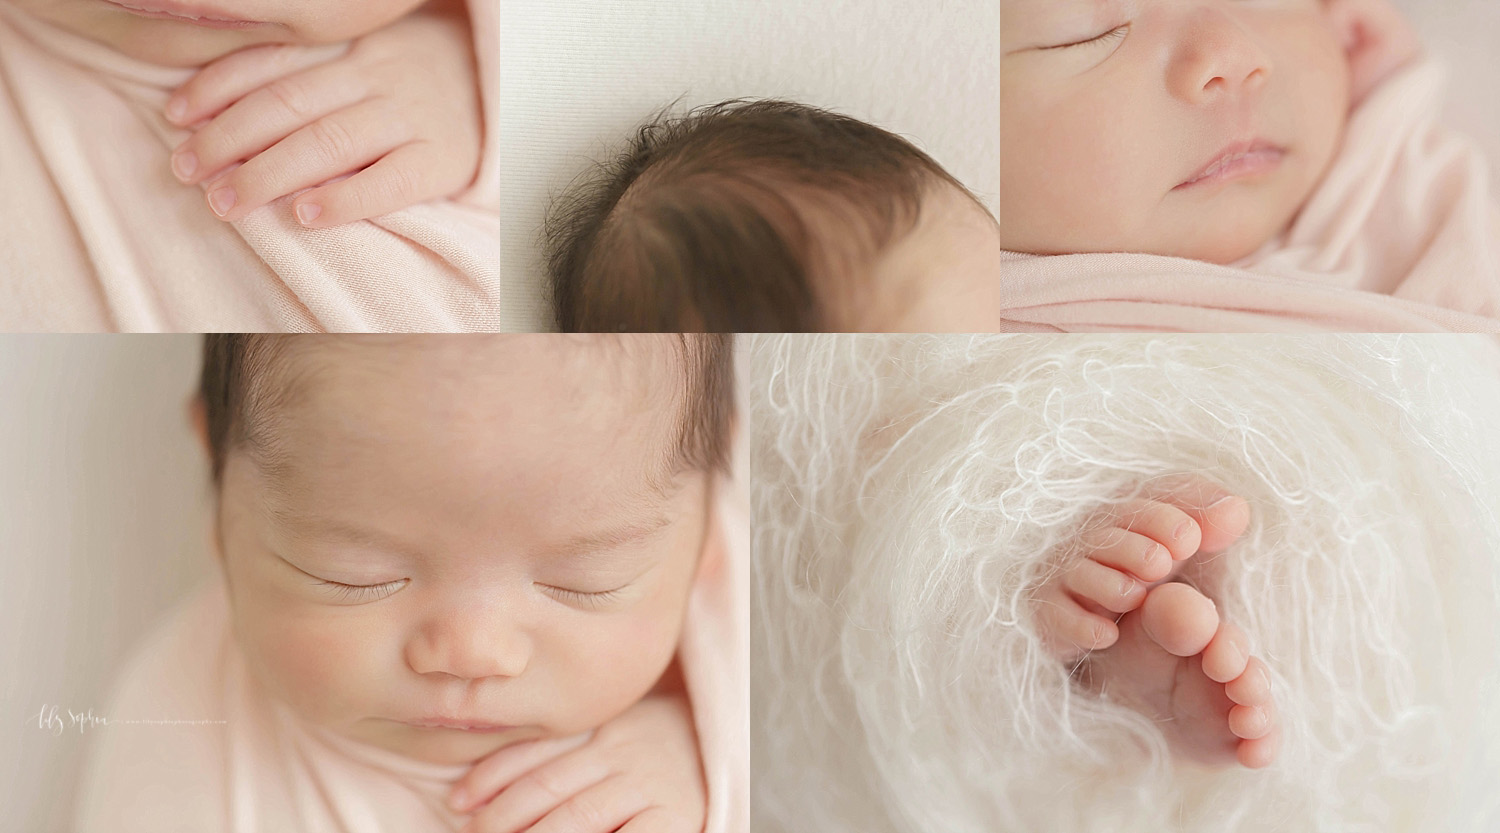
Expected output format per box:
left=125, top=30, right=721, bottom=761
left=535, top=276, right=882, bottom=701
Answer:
left=1173, top=520, right=1193, bottom=540
left=1146, top=542, right=1167, bottom=568
left=1120, top=574, right=1138, bottom=596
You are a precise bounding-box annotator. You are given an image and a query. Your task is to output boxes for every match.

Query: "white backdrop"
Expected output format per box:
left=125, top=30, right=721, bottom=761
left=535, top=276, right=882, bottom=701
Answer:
left=1393, top=0, right=1500, bottom=181
left=500, top=0, right=1001, bottom=331
left=0, top=336, right=210, bottom=833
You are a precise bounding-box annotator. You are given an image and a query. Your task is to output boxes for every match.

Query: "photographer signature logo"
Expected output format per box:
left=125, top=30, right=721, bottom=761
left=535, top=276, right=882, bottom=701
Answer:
left=34, top=704, right=225, bottom=736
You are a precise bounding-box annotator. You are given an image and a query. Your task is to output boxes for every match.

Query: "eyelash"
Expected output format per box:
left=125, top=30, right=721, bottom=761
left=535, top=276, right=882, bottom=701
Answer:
left=1048, top=23, right=1130, bottom=51
left=539, top=584, right=627, bottom=609
left=314, top=578, right=408, bottom=603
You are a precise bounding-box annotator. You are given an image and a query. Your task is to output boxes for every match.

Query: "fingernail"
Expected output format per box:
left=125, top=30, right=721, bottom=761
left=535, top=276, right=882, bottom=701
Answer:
left=166, top=96, right=187, bottom=124
left=208, top=187, right=237, bottom=218
left=295, top=203, right=322, bottom=225
left=448, top=787, right=468, bottom=812
left=171, top=151, right=197, bottom=182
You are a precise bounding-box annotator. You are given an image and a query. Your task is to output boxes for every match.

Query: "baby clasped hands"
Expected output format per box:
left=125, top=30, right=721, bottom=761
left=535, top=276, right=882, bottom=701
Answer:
left=164, top=6, right=481, bottom=228
left=446, top=693, right=707, bottom=833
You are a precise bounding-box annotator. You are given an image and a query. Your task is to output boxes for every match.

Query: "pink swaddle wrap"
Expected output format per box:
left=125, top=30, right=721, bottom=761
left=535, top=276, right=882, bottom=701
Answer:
left=998, top=60, right=1500, bottom=333
left=0, top=0, right=504, bottom=332
left=74, top=478, right=748, bottom=833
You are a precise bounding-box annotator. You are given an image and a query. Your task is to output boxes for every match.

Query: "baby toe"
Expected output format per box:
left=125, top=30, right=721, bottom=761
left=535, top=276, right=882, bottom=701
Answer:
left=1080, top=527, right=1173, bottom=583
left=1225, top=656, right=1273, bottom=706
left=1197, top=495, right=1251, bottom=554
left=1139, top=582, right=1218, bottom=657
left=1035, top=592, right=1120, bottom=660
left=1118, top=498, right=1202, bottom=561
left=1237, top=725, right=1281, bottom=769
left=1228, top=703, right=1274, bottom=740
left=1142, top=474, right=1249, bottom=554
left=1063, top=559, right=1146, bottom=614
left=1200, top=621, right=1249, bottom=684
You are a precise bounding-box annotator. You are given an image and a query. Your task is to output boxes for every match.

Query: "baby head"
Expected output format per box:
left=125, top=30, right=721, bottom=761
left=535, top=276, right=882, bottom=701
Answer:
left=195, top=334, right=733, bottom=765
left=547, top=100, right=1002, bottom=333
left=1001, top=0, right=1380, bottom=264
left=8, top=0, right=431, bottom=67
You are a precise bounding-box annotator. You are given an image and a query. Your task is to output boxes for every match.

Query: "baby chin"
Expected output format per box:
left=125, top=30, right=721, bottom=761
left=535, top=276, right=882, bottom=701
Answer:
left=1158, top=174, right=1311, bottom=264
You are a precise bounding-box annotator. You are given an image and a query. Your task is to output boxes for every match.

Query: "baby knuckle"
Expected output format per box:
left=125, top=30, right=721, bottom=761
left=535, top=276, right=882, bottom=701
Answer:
left=265, top=78, right=316, bottom=120
left=561, top=791, right=615, bottom=829
left=373, top=163, right=424, bottom=209
left=307, top=119, right=356, bottom=166
left=521, top=770, right=571, bottom=805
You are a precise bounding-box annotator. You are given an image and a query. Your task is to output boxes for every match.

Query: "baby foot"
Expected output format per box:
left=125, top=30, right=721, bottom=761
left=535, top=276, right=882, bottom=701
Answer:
left=1081, top=582, right=1281, bottom=769
left=1033, top=476, right=1251, bottom=663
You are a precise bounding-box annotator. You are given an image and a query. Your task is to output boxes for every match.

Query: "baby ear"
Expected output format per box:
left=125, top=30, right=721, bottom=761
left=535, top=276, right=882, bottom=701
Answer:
left=1324, top=0, right=1423, bottom=110
left=187, top=395, right=211, bottom=458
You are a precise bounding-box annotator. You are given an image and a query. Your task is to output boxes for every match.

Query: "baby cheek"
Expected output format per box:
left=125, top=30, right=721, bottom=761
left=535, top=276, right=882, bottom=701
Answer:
left=245, top=611, right=387, bottom=723
left=562, top=607, right=684, bottom=729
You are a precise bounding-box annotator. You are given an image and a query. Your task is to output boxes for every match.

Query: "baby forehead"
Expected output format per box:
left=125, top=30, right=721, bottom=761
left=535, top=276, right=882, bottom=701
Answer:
left=1004, top=0, right=1120, bottom=26
left=249, top=335, right=687, bottom=439
left=283, top=334, right=680, bottom=394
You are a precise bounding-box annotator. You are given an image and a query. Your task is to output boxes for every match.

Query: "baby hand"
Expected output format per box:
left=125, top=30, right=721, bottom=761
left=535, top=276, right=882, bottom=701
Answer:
left=447, top=695, right=707, bottom=833
left=165, top=6, right=482, bottom=228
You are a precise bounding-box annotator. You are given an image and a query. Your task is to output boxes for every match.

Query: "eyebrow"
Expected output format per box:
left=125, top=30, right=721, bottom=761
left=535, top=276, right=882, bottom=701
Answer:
left=266, top=504, right=678, bottom=566
left=543, top=513, right=676, bottom=563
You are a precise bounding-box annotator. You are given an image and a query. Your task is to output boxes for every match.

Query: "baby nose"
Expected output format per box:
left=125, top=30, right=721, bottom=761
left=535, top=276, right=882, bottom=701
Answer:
left=406, top=610, right=530, bottom=681
left=1168, top=7, right=1272, bottom=106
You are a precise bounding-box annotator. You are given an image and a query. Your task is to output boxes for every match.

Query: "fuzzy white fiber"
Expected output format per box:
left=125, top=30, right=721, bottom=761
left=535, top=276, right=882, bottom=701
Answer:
left=749, top=335, right=1500, bottom=833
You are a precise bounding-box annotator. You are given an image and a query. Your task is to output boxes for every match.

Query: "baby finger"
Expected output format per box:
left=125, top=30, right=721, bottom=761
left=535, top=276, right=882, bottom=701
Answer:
left=521, top=775, right=651, bottom=833
left=203, top=100, right=413, bottom=222
left=294, top=141, right=452, bottom=227
left=167, top=42, right=346, bottom=127
left=460, top=752, right=610, bottom=833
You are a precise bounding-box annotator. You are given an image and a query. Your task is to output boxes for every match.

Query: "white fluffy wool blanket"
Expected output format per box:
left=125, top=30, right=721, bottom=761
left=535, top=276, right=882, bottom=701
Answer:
left=750, top=334, right=1500, bottom=833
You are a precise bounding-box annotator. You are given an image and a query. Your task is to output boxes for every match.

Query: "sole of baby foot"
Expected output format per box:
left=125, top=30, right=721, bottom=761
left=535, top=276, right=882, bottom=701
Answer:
left=1080, top=581, right=1279, bottom=769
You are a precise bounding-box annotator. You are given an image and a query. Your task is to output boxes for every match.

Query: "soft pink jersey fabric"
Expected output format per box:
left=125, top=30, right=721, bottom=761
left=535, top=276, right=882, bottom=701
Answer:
left=74, top=480, right=748, bottom=833
left=0, top=0, right=506, bottom=332
left=999, top=60, right=1500, bottom=333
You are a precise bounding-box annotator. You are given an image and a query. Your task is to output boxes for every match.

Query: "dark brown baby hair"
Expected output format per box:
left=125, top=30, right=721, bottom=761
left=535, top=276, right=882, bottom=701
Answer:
left=199, top=334, right=735, bottom=483
left=546, top=99, right=976, bottom=332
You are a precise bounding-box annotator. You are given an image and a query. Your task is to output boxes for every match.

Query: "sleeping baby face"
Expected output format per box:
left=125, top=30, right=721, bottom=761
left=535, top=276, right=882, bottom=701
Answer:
left=8, top=0, right=430, bottom=67
left=1000, top=0, right=1352, bottom=264
left=212, top=336, right=709, bottom=765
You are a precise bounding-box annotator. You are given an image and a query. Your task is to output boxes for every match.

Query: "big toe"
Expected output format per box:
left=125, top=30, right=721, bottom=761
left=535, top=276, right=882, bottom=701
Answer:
left=1140, top=582, right=1219, bottom=657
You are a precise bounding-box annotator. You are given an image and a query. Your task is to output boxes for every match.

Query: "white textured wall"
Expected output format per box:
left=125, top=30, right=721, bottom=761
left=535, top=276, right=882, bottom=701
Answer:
left=0, top=336, right=210, bottom=833
left=500, top=0, right=1000, bottom=331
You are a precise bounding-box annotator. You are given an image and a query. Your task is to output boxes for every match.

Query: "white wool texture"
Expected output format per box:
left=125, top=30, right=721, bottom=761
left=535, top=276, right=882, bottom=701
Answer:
left=749, top=335, right=1500, bottom=833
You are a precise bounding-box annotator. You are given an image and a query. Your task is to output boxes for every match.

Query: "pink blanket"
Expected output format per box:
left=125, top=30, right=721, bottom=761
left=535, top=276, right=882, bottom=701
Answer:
left=999, top=60, right=1500, bottom=333
left=0, top=0, right=505, bottom=332
left=74, top=478, right=748, bottom=832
